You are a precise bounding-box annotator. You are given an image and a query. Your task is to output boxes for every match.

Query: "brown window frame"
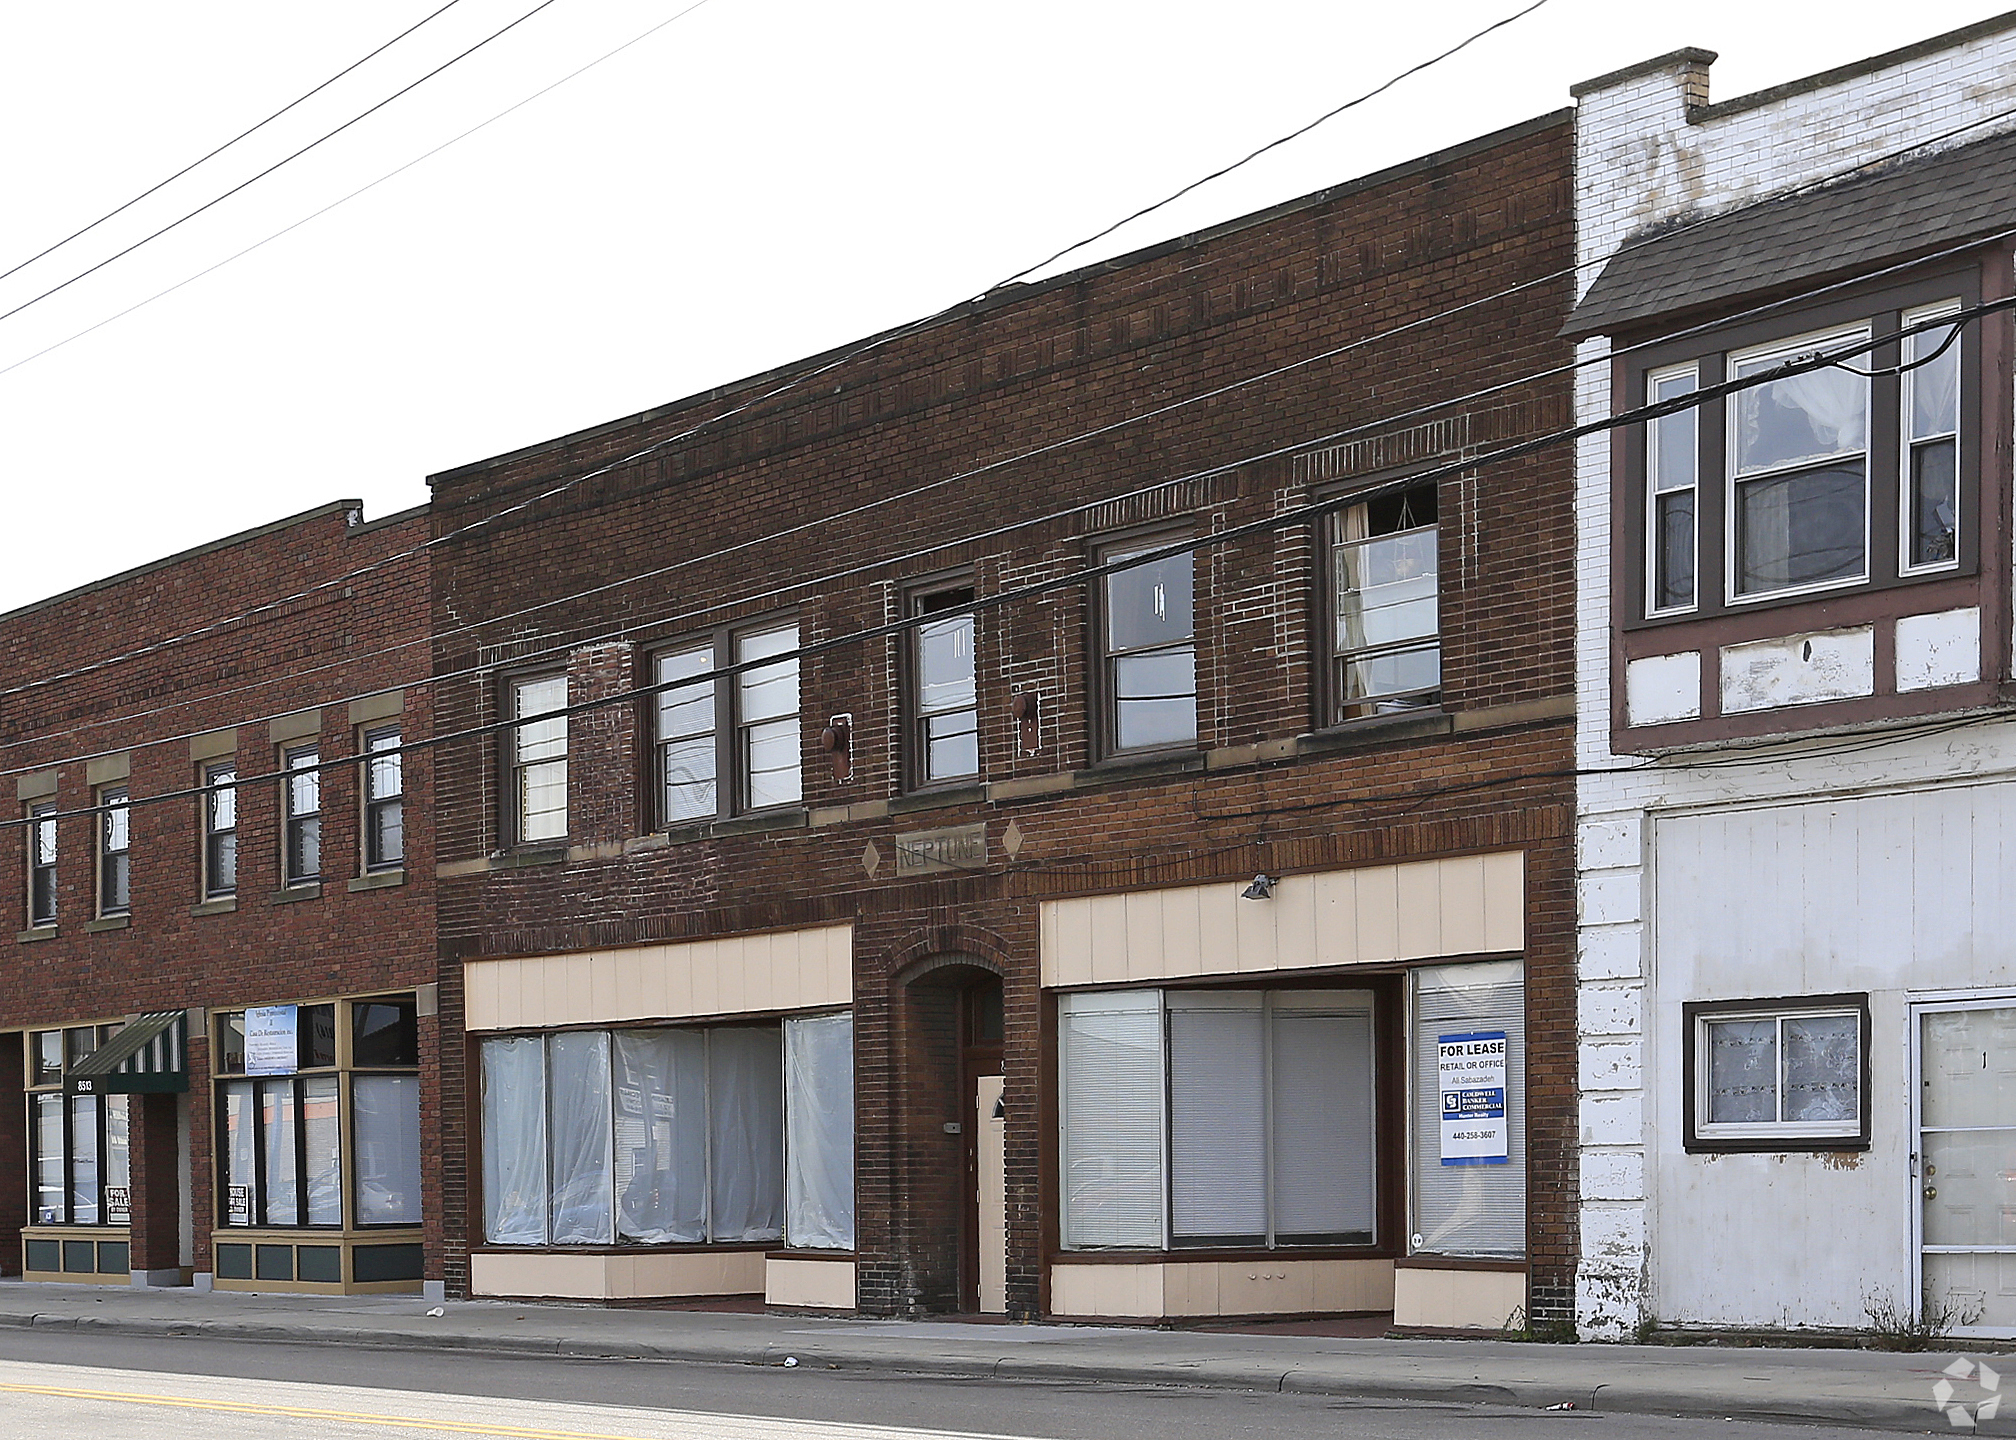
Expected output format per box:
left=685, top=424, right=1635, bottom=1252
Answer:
left=1090, top=528, right=1200, bottom=761
left=26, top=799, right=57, bottom=928
left=359, top=725, right=404, bottom=873
left=1317, top=472, right=1444, bottom=728
left=280, top=743, right=323, bottom=887
left=902, top=575, right=980, bottom=793
left=1681, top=993, right=1871, bottom=1154
left=201, top=760, right=238, bottom=899
left=95, top=784, right=130, bottom=918
left=499, top=670, right=569, bottom=848
left=646, top=615, right=803, bottom=829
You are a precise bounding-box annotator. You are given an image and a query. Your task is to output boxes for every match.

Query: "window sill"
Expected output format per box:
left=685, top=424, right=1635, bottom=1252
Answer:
left=487, top=846, right=568, bottom=871
left=190, top=897, right=238, bottom=916
left=1075, top=750, right=1207, bottom=788
left=16, top=925, right=58, bottom=944
left=710, top=807, right=809, bottom=838
left=348, top=869, right=405, bottom=893
left=1297, top=708, right=1453, bottom=756
left=889, top=783, right=987, bottom=816
left=1052, top=1243, right=1392, bottom=1264
left=84, top=915, right=131, bottom=933
left=269, top=884, right=323, bottom=905
left=1396, top=1255, right=1528, bottom=1272
left=1683, top=1134, right=1870, bottom=1155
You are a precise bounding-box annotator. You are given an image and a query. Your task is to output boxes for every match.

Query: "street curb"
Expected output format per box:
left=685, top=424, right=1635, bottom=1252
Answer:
left=0, top=1309, right=1975, bottom=1433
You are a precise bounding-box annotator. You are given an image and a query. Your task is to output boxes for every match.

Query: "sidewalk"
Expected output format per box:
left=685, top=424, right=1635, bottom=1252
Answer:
left=0, top=1280, right=1997, bottom=1432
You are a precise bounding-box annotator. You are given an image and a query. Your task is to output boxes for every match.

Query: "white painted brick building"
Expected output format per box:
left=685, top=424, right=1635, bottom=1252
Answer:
left=1570, top=17, right=2016, bottom=1338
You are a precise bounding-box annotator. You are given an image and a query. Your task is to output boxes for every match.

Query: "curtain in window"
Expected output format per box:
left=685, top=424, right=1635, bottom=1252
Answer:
left=784, top=1013, right=855, bottom=1250
left=547, top=1031, right=614, bottom=1245
left=1167, top=995, right=1266, bottom=1245
left=707, top=1028, right=784, bottom=1243
left=353, top=1074, right=423, bottom=1225
left=1059, top=991, right=1164, bottom=1249
left=1272, top=1007, right=1376, bottom=1242
left=481, top=1037, right=550, bottom=1246
left=613, top=1029, right=707, bottom=1244
left=1412, top=961, right=1526, bottom=1258
left=221, top=1081, right=257, bottom=1227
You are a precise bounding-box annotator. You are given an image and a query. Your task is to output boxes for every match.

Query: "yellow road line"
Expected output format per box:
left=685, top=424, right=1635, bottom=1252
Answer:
left=0, top=1380, right=673, bottom=1440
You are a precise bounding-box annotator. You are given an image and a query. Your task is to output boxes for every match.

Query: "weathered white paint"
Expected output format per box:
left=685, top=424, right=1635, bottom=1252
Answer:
left=1895, top=607, right=1981, bottom=692
left=765, top=1256, right=856, bottom=1310
left=469, top=1248, right=765, bottom=1299
left=1625, top=652, right=1701, bottom=726
left=1391, top=1267, right=1528, bottom=1330
left=976, top=1074, right=1007, bottom=1314
left=1039, top=853, right=1523, bottom=988
left=1648, top=789, right=2016, bottom=1329
left=463, top=923, right=852, bottom=1031
left=1719, top=628, right=1875, bottom=714
left=1048, top=1258, right=1394, bottom=1319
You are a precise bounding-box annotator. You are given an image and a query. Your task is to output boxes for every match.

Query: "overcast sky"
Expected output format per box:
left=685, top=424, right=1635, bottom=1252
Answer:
left=0, top=1, right=2005, bottom=613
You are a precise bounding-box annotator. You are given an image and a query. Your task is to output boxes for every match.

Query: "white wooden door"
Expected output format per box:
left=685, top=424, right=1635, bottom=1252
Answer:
left=1917, top=1003, right=2016, bottom=1335
left=976, top=1074, right=1007, bottom=1314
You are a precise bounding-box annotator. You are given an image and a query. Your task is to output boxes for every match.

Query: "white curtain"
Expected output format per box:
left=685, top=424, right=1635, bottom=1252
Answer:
left=353, top=1074, right=422, bottom=1225
left=613, top=1029, right=707, bottom=1244
left=548, top=1031, right=614, bottom=1244
left=707, top=1028, right=784, bottom=1243
left=785, top=1013, right=856, bottom=1250
left=481, top=1037, right=549, bottom=1245
left=1059, top=991, right=1165, bottom=1249
left=1167, top=995, right=1266, bottom=1244
left=1412, top=961, right=1526, bottom=1258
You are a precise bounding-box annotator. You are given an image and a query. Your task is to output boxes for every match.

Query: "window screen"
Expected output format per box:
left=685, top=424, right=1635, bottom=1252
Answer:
left=1411, top=961, right=1525, bottom=1258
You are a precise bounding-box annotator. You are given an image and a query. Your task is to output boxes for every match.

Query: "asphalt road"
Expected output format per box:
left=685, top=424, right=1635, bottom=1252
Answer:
left=0, top=1330, right=1920, bottom=1440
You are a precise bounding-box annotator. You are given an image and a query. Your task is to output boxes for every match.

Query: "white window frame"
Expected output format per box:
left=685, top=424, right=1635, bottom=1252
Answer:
left=1644, top=362, right=1700, bottom=618
left=1722, top=322, right=1873, bottom=606
left=1690, top=1000, right=1866, bottom=1145
left=1898, top=299, right=1965, bottom=578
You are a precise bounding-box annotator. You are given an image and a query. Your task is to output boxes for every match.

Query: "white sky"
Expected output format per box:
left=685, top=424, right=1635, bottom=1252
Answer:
left=0, top=1, right=2005, bottom=612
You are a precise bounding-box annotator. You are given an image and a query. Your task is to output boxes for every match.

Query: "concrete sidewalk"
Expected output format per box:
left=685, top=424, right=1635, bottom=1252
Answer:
left=0, top=1280, right=1999, bottom=1432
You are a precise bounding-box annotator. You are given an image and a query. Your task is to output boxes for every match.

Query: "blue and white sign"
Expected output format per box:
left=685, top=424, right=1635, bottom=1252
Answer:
left=1438, top=1030, right=1509, bottom=1166
left=244, top=1005, right=299, bottom=1076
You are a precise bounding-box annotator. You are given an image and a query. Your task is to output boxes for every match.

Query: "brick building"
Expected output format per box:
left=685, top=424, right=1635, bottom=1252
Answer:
left=0, top=502, right=440, bottom=1298
left=429, top=111, right=1582, bottom=1328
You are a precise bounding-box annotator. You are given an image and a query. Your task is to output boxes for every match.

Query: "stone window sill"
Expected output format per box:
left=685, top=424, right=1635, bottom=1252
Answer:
left=348, top=869, right=405, bottom=893
left=16, top=925, right=58, bottom=944
left=269, top=883, right=323, bottom=905
left=190, top=897, right=238, bottom=917
left=84, top=915, right=131, bottom=933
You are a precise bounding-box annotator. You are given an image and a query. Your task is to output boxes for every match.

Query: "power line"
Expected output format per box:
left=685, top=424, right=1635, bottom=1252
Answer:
left=4, top=210, right=2008, bottom=780
left=9, top=81, right=2016, bottom=766
left=9, top=300, right=2002, bottom=835
left=0, top=0, right=567, bottom=330
left=0, top=0, right=1572, bottom=709
left=0, top=0, right=468, bottom=290
left=0, top=0, right=718, bottom=384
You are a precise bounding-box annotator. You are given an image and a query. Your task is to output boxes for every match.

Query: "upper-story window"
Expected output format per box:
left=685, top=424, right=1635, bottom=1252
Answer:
left=361, top=726, right=403, bottom=872
left=909, top=584, right=978, bottom=787
left=651, top=621, right=801, bottom=827
left=1632, top=284, right=1973, bottom=622
left=1330, top=479, right=1440, bottom=721
left=26, top=800, right=57, bottom=928
left=510, top=674, right=568, bottom=843
left=735, top=624, right=801, bottom=812
left=96, top=786, right=130, bottom=917
left=202, top=762, right=238, bottom=899
left=282, top=745, right=322, bottom=886
left=1100, top=543, right=1195, bottom=754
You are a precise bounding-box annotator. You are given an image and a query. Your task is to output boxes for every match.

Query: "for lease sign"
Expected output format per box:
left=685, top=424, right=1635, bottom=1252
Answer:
left=1437, top=1030, right=1509, bottom=1166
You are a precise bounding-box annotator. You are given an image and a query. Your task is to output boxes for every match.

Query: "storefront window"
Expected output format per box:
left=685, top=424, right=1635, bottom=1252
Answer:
left=214, top=995, right=421, bottom=1231
left=1410, top=960, right=1526, bottom=1258
left=25, top=1026, right=130, bottom=1227
left=481, top=1015, right=854, bottom=1251
left=1059, top=989, right=1377, bottom=1251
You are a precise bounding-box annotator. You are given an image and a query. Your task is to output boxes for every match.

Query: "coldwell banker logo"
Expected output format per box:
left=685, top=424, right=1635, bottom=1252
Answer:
left=1933, top=1357, right=2000, bottom=1428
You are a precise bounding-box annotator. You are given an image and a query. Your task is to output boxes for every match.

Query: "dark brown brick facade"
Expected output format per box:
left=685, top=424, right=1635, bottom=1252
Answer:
left=428, top=113, right=1580, bottom=1321
left=0, top=504, right=436, bottom=1282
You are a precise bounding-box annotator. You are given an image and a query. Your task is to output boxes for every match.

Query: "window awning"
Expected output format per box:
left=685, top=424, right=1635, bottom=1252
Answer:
left=1561, top=124, right=2016, bottom=340
left=67, top=1010, right=189, bottom=1095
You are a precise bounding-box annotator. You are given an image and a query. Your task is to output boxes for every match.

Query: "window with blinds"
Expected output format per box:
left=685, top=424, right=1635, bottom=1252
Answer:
left=1061, top=988, right=1376, bottom=1251
left=1410, top=961, right=1525, bottom=1258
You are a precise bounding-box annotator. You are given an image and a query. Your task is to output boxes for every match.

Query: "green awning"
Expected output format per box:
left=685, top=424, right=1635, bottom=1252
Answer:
left=67, top=1010, right=188, bottom=1095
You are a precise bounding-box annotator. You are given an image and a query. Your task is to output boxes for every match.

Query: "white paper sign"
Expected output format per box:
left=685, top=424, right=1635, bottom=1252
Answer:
left=244, top=1005, right=299, bottom=1076
left=1438, top=1030, right=1509, bottom=1166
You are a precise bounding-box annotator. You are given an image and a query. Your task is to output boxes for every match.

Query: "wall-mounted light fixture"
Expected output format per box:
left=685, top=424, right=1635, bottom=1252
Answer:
left=1241, top=873, right=1275, bottom=901
left=1009, top=690, right=1040, bottom=753
left=820, top=714, right=853, bottom=782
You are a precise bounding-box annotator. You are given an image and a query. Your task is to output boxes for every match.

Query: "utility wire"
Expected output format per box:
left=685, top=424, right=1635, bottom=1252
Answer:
left=0, top=0, right=566, bottom=329
left=0, top=0, right=468, bottom=289
left=8, top=301, right=2005, bottom=835
left=4, top=212, right=2010, bottom=777
left=9, top=76, right=2016, bottom=763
